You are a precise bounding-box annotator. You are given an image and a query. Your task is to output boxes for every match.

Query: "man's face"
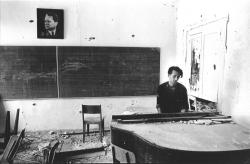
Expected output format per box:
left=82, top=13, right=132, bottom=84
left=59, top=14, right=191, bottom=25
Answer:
left=44, top=14, right=58, bottom=31
left=168, top=70, right=180, bottom=86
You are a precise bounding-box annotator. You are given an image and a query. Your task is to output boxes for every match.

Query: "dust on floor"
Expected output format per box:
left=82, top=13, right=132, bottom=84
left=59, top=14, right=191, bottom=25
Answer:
left=14, top=130, right=113, bottom=163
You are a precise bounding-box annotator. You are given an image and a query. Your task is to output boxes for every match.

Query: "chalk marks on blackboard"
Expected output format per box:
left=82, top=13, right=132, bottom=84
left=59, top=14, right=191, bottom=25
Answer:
left=12, top=72, right=56, bottom=81
left=0, top=46, right=57, bottom=99
left=58, top=47, right=160, bottom=97
left=61, top=61, right=89, bottom=72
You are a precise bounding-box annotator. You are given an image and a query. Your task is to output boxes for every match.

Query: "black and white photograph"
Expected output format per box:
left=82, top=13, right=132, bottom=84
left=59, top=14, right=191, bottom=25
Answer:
left=0, top=0, right=250, bottom=163
left=37, top=8, right=64, bottom=39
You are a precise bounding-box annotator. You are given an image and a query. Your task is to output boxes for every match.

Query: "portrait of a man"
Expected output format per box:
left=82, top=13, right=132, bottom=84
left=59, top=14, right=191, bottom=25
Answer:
left=37, top=8, right=64, bottom=39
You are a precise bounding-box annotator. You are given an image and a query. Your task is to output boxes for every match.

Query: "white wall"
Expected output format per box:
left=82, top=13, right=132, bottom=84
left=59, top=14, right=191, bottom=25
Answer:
left=176, top=0, right=250, bottom=129
left=3, top=96, right=156, bottom=131
left=0, top=0, right=176, bottom=131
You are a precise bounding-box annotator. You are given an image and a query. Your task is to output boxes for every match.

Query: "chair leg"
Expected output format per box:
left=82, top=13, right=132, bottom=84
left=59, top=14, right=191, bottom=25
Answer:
left=13, top=109, right=20, bottom=135
left=87, top=124, right=90, bottom=136
left=83, top=123, right=86, bottom=142
left=99, top=123, right=102, bottom=142
left=102, top=119, right=105, bottom=136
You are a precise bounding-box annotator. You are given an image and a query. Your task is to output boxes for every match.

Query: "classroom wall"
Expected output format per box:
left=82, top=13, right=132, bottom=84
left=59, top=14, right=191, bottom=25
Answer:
left=0, top=0, right=176, bottom=131
left=176, top=0, right=250, bottom=129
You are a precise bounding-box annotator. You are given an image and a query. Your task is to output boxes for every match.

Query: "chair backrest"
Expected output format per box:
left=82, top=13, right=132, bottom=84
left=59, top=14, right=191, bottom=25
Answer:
left=82, top=105, right=102, bottom=114
left=1, top=135, right=18, bottom=161
left=43, top=141, right=60, bottom=164
left=4, top=111, right=10, bottom=147
left=7, top=129, right=25, bottom=161
left=13, top=109, right=20, bottom=135
left=1, top=128, right=25, bottom=161
left=48, top=141, right=60, bottom=164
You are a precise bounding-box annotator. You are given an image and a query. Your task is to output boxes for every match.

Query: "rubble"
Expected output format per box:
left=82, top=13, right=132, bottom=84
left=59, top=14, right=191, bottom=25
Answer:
left=193, top=119, right=213, bottom=125
left=175, top=118, right=234, bottom=125
left=37, top=142, right=50, bottom=151
left=49, top=131, right=56, bottom=135
left=15, top=130, right=112, bottom=163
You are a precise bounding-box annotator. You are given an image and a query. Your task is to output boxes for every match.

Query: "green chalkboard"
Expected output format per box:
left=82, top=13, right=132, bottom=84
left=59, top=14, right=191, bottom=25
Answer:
left=58, top=46, right=160, bottom=97
left=0, top=46, right=57, bottom=99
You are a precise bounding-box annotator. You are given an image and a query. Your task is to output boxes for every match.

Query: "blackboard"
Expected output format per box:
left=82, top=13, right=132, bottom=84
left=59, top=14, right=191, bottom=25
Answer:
left=58, top=47, right=160, bottom=97
left=0, top=46, right=57, bottom=99
left=0, top=46, right=159, bottom=99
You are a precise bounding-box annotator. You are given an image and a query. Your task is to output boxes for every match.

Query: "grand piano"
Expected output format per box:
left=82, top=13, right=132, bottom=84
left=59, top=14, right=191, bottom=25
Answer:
left=111, top=112, right=250, bottom=164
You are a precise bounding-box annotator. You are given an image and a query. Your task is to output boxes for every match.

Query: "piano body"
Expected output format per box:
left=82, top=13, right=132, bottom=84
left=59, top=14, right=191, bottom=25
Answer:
left=111, top=112, right=250, bottom=163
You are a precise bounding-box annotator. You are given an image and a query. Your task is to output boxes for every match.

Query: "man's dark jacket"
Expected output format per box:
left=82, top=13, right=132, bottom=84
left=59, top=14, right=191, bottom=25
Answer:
left=157, top=82, right=188, bottom=113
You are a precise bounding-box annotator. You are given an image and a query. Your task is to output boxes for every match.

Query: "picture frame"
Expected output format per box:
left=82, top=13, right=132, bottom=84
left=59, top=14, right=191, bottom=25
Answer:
left=37, top=8, right=64, bottom=39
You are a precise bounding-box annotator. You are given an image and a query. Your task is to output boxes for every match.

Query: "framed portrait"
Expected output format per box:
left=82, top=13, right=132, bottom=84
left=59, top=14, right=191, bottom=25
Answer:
left=37, top=8, right=64, bottom=39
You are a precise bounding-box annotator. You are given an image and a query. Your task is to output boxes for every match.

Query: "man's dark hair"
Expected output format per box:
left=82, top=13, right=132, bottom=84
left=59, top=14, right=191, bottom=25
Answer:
left=168, top=66, right=183, bottom=78
left=45, top=11, right=59, bottom=22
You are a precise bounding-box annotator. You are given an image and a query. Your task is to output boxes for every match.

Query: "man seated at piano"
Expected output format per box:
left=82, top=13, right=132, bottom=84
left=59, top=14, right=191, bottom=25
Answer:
left=156, top=66, right=189, bottom=113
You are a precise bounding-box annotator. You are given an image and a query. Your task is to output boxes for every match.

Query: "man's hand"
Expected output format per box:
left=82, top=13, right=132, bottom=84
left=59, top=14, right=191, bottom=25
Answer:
left=156, top=104, right=161, bottom=113
left=180, top=109, right=186, bottom=113
left=157, top=107, right=161, bottom=113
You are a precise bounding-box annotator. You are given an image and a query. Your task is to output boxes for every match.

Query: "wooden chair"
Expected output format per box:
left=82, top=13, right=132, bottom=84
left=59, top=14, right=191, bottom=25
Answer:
left=82, top=105, right=104, bottom=142
left=0, top=129, right=25, bottom=163
left=0, top=111, right=10, bottom=149
left=0, top=135, right=18, bottom=164
left=43, top=141, right=60, bottom=164
left=0, top=109, right=20, bottom=149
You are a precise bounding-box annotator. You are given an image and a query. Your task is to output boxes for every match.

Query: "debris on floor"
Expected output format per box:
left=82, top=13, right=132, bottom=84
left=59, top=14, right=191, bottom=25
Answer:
left=14, top=129, right=113, bottom=163
left=173, top=118, right=234, bottom=125
left=196, top=99, right=217, bottom=112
